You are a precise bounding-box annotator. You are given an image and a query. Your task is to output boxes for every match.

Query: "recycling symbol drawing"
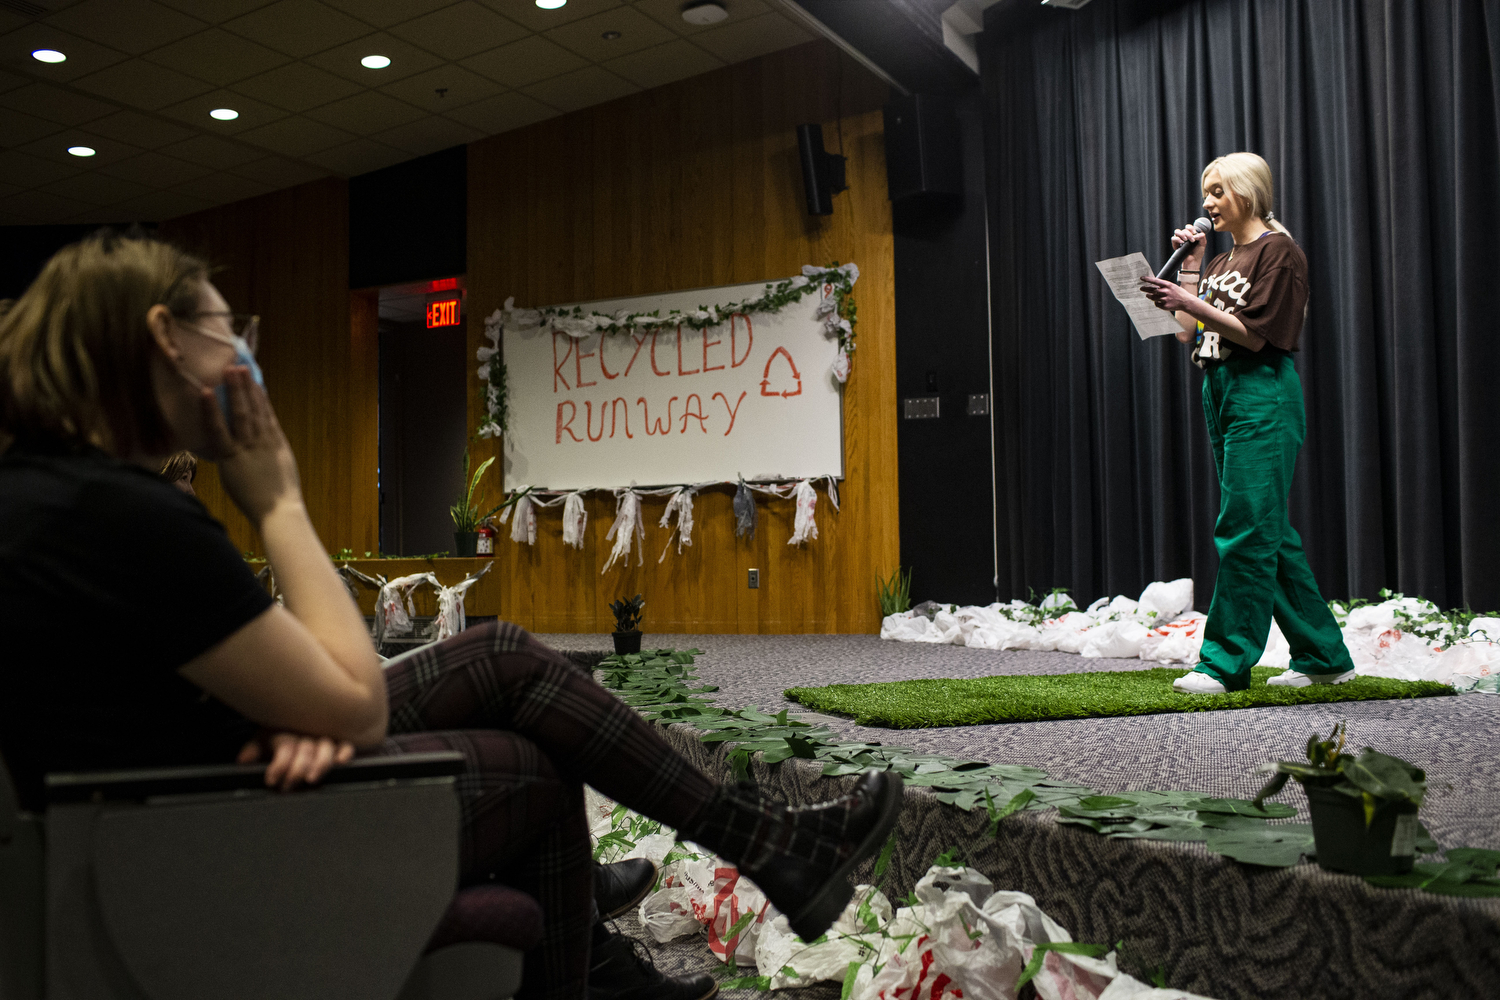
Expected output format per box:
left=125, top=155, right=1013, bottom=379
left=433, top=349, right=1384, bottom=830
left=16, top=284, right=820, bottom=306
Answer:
left=759, top=346, right=802, bottom=398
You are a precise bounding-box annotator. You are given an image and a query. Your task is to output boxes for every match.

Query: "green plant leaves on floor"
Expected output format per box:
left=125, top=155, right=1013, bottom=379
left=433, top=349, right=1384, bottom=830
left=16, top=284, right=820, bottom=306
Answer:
left=1203, top=822, right=1317, bottom=867
left=783, top=667, right=1454, bottom=729
left=1364, top=848, right=1500, bottom=897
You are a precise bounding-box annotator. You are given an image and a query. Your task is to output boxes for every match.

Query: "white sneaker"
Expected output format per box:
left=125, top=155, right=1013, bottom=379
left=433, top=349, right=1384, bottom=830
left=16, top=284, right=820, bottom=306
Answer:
left=1172, top=670, right=1228, bottom=694
left=1266, top=669, right=1357, bottom=688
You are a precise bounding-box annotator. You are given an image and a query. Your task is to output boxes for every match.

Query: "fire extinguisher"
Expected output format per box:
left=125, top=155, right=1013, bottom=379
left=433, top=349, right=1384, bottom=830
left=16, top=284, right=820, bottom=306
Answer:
left=476, top=520, right=496, bottom=557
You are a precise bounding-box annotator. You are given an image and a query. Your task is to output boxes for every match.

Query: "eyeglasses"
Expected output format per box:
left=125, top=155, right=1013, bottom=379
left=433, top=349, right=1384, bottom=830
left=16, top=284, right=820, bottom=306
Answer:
left=178, top=311, right=259, bottom=354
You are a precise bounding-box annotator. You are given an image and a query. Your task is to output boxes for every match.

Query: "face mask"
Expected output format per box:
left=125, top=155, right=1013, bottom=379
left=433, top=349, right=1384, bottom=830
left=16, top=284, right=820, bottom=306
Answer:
left=174, top=317, right=264, bottom=432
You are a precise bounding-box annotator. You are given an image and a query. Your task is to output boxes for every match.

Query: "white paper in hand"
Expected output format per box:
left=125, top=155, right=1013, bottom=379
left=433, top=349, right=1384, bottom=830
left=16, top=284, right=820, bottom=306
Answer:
left=1096, top=253, right=1183, bottom=340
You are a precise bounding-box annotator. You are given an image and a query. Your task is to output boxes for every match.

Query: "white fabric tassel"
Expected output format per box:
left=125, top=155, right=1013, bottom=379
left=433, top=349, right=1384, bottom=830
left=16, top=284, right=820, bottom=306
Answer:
left=562, top=492, right=587, bottom=549
left=375, top=573, right=434, bottom=645
left=824, top=476, right=840, bottom=510
left=431, top=564, right=490, bottom=642
left=509, top=492, right=536, bottom=545
left=657, top=488, right=696, bottom=563
left=788, top=479, right=819, bottom=545
left=602, top=491, right=645, bottom=572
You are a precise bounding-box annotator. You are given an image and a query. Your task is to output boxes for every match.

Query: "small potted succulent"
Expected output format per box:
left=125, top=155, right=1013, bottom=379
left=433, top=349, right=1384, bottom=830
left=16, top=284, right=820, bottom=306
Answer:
left=609, top=594, right=645, bottom=655
left=1254, top=722, right=1426, bottom=876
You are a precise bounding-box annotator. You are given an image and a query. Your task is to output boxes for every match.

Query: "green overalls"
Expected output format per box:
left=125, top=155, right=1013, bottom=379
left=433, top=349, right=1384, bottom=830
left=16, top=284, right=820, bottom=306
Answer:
left=1195, top=351, right=1354, bottom=690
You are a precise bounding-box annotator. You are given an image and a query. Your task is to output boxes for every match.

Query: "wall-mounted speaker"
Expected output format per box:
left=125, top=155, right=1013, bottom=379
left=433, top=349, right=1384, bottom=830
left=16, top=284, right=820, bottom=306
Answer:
left=883, top=94, right=961, bottom=203
left=796, top=123, right=848, bottom=216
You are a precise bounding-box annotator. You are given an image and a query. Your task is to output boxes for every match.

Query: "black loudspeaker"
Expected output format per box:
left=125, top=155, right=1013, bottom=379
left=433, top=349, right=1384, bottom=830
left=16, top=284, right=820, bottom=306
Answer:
left=796, top=123, right=847, bottom=216
left=883, top=95, right=961, bottom=202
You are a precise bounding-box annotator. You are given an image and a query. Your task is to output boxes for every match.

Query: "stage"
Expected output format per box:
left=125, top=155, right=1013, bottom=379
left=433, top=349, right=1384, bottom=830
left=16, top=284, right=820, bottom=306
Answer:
left=542, top=633, right=1500, bottom=1000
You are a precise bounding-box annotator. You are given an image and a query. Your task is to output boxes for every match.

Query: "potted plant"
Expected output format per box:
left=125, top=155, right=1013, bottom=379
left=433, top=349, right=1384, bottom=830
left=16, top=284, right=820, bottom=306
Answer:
left=1253, top=722, right=1426, bottom=876
left=450, top=448, right=528, bottom=557
left=609, top=594, right=645, bottom=655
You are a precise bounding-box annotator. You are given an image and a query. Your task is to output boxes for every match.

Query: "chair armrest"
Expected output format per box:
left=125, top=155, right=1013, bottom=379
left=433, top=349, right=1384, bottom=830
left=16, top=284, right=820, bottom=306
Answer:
left=44, top=752, right=466, bottom=804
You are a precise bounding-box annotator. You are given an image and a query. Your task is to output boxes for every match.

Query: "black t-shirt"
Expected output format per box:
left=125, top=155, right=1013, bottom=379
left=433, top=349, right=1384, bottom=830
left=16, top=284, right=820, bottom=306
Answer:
left=1191, top=231, right=1309, bottom=368
left=0, top=443, right=270, bottom=811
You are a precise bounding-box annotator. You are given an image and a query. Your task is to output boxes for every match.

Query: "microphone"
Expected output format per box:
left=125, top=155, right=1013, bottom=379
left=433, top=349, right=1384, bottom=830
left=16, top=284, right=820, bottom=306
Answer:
left=1155, top=217, right=1213, bottom=279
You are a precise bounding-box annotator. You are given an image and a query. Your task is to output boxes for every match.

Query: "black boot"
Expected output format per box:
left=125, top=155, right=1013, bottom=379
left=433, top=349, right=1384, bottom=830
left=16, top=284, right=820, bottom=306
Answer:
left=595, top=858, right=659, bottom=919
left=588, top=925, right=717, bottom=1000
left=680, top=770, right=904, bottom=942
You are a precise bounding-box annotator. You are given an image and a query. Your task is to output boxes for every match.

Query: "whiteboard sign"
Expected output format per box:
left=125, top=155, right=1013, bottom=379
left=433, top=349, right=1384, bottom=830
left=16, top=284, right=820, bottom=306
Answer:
left=503, top=280, right=845, bottom=490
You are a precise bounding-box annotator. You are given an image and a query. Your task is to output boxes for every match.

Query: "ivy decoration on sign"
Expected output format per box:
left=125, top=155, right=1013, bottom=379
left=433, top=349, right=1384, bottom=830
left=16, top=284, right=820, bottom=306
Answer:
left=476, top=263, right=858, bottom=438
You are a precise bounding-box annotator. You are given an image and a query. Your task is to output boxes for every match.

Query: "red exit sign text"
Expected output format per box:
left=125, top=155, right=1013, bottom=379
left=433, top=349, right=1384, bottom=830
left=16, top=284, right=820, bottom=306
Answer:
left=427, top=298, right=460, bottom=328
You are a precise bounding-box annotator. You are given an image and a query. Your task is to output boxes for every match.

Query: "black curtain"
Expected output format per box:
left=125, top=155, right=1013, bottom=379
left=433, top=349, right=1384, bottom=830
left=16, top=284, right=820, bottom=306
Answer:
left=983, top=0, right=1500, bottom=612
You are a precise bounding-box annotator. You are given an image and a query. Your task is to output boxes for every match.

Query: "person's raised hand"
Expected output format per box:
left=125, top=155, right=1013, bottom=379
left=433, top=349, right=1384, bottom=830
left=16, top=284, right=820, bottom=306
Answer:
left=201, top=366, right=303, bottom=528
left=238, top=730, right=355, bottom=791
left=1138, top=274, right=1197, bottom=313
left=1171, top=226, right=1207, bottom=269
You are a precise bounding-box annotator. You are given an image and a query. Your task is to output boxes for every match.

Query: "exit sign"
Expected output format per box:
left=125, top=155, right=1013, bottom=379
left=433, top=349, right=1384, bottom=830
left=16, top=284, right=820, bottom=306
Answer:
left=427, top=298, right=460, bottom=328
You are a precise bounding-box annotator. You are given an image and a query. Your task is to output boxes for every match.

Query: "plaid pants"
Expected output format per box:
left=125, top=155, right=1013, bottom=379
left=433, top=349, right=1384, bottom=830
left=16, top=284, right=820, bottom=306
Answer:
left=378, top=621, right=717, bottom=1000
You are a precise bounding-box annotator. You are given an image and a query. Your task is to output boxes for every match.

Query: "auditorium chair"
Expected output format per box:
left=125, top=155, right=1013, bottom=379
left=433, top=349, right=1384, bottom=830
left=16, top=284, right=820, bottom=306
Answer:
left=0, top=748, right=541, bottom=1000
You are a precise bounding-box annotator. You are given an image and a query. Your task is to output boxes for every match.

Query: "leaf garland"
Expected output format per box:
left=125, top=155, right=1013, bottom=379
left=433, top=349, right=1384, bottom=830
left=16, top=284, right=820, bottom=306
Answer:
left=598, top=649, right=1480, bottom=892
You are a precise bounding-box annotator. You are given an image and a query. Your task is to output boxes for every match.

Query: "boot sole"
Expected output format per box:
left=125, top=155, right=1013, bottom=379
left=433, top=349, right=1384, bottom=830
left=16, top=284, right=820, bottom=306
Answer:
left=600, top=859, right=660, bottom=919
left=786, top=771, right=905, bottom=942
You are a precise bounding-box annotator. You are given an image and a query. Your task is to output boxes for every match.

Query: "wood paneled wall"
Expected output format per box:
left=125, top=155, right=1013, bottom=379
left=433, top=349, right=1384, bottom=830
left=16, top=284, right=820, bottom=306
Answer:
left=160, top=178, right=378, bottom=558
left=467, top=41, right=899, bottom=634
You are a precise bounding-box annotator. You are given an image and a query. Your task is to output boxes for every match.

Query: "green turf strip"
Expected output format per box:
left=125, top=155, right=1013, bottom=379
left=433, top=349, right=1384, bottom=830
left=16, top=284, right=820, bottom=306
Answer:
left=783, top=667, right=1455, bottom=729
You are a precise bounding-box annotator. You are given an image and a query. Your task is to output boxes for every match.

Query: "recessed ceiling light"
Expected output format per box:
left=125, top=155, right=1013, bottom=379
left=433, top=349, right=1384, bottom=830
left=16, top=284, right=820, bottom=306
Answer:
left=31, top=49, right=66, bottom=63
left=67, top=146, right=96, bottom=157
left=209, top=108, right=239, bottom=121
left=536, top=0, right=566, bottom=8
left=681, top=2, right=728, bottom=25
left=601, top=30, right=621, bottom=40
left=361, top=54, right=391, bottom=69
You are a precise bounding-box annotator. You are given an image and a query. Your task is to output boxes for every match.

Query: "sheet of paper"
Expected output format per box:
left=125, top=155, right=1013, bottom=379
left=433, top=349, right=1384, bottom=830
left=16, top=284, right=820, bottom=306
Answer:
left=1095, top=253, right=1183, bottom=340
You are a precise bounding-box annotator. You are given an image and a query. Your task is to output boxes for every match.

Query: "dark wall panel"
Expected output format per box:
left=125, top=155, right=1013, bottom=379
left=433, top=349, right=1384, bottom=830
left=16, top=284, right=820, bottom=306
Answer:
left=349, top=145, right=466, bottom=290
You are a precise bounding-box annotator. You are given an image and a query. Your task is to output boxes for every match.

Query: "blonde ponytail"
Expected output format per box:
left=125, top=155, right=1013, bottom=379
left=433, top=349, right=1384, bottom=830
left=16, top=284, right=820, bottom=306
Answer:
left=1203, top=152, right=1292, bottom=239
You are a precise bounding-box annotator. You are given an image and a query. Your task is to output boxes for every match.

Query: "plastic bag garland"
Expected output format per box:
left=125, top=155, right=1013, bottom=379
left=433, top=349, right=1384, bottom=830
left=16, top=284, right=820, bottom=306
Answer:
left=733, top=478, right=756, bottom=540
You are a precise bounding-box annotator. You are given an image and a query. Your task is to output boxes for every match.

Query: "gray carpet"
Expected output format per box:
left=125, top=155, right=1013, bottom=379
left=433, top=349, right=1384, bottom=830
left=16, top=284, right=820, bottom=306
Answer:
left=540, top=632, right=1500, bottom=850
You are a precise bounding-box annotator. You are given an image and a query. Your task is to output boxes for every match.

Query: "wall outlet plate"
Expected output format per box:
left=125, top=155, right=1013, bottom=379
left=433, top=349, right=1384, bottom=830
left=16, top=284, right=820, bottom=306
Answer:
left=748, top=568, right=760, bottom=589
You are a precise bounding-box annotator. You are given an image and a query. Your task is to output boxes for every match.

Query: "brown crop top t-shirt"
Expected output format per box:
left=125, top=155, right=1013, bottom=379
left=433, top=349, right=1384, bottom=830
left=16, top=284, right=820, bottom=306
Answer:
left=1191, top=231, right=1308, bottom=369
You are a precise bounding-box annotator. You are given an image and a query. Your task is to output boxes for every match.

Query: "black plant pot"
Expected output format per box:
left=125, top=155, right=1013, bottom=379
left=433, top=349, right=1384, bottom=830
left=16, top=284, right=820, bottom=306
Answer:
left=612, top=630, right=642, bottom=655
left=1306, top=784, right=1418, bottom=876
left=453, top=531, right=479, bottom=557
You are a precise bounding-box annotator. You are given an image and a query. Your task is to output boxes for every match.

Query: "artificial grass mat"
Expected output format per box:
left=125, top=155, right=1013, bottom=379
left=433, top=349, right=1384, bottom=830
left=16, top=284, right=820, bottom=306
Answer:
left=783, top=666, right=1454, bottom=729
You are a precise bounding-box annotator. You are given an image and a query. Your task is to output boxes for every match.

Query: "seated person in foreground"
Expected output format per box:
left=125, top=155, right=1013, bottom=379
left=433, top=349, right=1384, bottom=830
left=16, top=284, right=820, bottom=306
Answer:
left=0, top=232, right=903, bottom=1000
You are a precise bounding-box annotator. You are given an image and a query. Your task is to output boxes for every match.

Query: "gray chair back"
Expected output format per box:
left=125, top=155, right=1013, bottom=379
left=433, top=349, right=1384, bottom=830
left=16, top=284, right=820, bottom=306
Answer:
left=0, top=752, right=44, bottom=1000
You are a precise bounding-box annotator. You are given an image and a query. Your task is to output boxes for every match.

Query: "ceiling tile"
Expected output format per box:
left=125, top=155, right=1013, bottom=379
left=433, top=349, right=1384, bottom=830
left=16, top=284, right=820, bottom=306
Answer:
left=303, top=137, right=407, bottom=176
left=159, top=88, right=287, bottom=134
left=155, top=0, right=275, bottom=23
left=390, top=1, right=527, bottom=60
left=229, top=154, right=328, bottom=187
left=0, top=25, right=126, bottom=83
left=175, top=171, right=273, bottom=205
left=0, top=11, right=25, bottom=36
left=237, top=114, right=353, bottom=157
left=602, top=37, right=724, bottom=91
left=96, top=149, right=212, bottom=188
left=304, top=89, right=424, bottom=135
left=689, top=10, right=811, bottom=64
left=320, top=0, right=454, bottom=29
left=0, top=106, right=65, bottom=149
left=305, top=30, right=445, bottom=85
left=161, top=133, right=265, bottom=168
left=45, top=0, right=207, bottom=56
left=223, top=0, right=370, bottom=58
left=0, top=149, right=84, bottom=190
left=460, top=35, right=586, bottom=89
left=0, top=82, right=116, bottom=127
left=230, top=60, right=362, bottom=112
left=633, top=0, right=770, bottom=36
left=489, top=0, right=622, bottom=33
left=0, top=188, right=97, bottom=224
left=108, top=188, right=215, bottom=222
left=371, top=114, right=481, bottom=156
left=520, top=65, right=636, bottom=114
left=148, top=27, right=292, bottom=86
left=445, top=90, right=555, bottom=136
left=0, top=67, right=28, bottom=94
left=85, top=109, right=197, bottom=149
left=543, top=5, right=675, bottom=62
left=73, top=59, right=216, bottom=111
left=40, top=171, right=155, bottom=207
left=377, top=63, right=500, bottom=113
left=19, top=130, right=144, bottom=170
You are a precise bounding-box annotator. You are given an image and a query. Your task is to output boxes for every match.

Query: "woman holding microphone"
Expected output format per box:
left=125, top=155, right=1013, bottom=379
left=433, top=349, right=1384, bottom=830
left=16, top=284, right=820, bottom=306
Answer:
left=1138, top=152, right=1354, bottom=694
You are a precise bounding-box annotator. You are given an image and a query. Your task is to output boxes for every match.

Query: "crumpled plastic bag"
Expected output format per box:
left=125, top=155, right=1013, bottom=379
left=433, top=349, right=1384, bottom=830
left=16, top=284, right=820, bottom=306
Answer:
left=639, top=856, right=715, bottom=943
